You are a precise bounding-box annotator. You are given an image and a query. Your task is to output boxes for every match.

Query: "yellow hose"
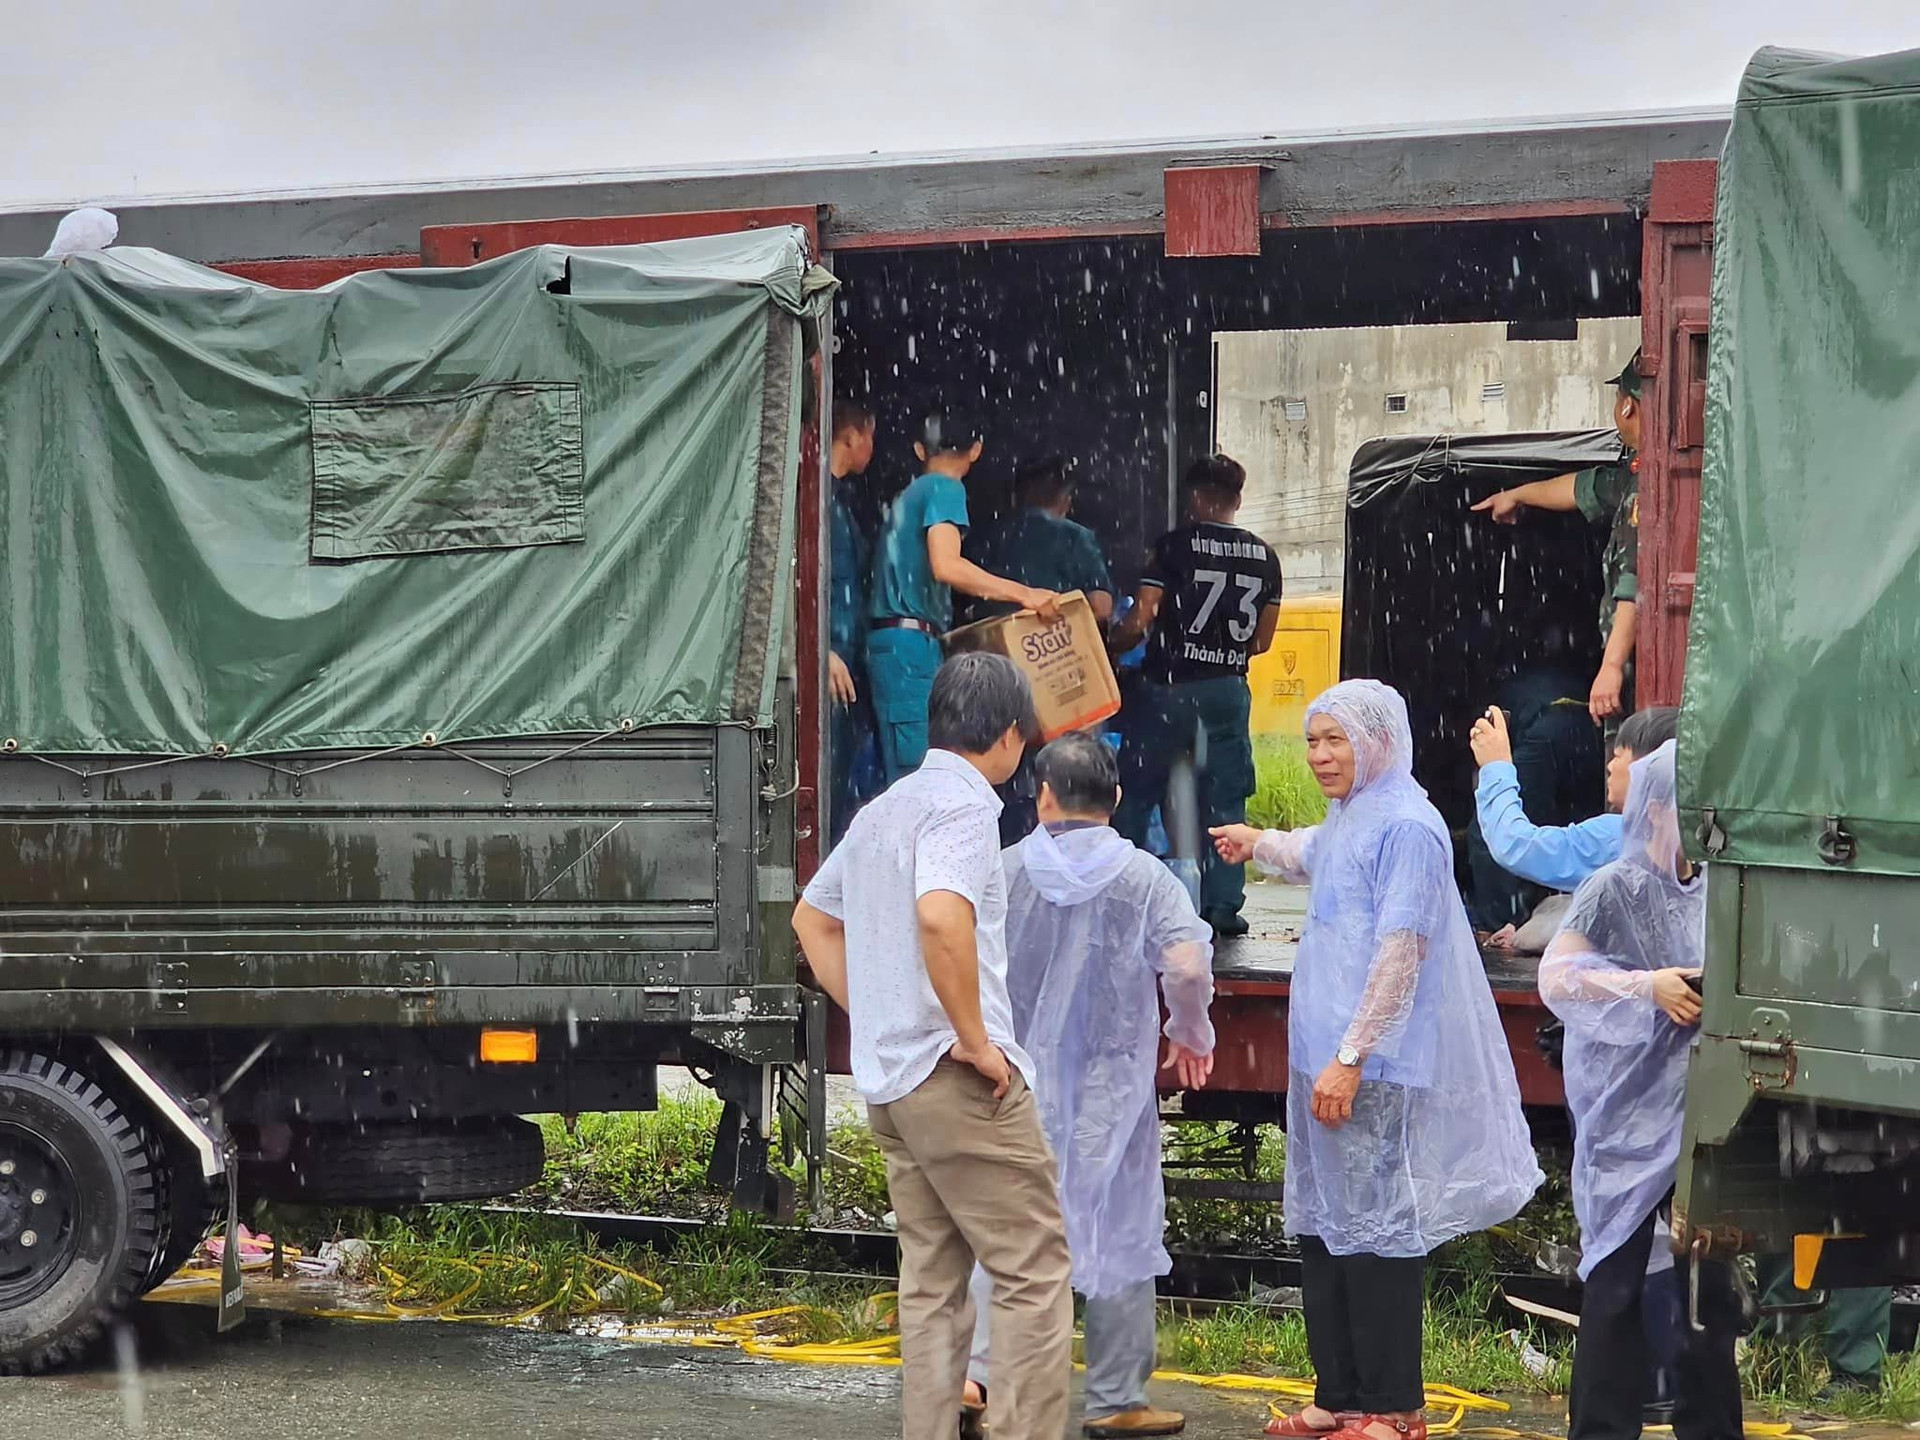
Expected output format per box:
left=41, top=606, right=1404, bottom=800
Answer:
left=144, top=1251, right=1814, bottom=1439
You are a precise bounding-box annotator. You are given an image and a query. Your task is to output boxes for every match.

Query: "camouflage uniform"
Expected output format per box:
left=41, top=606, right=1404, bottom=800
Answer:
left=1574, top=453, right=1638, bottom=747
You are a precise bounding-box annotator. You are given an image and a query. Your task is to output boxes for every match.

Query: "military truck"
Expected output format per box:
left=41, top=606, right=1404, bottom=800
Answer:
left=0, top=230, right=833, bottom=1370
left=1670, top=47, right=1920, bottom=1296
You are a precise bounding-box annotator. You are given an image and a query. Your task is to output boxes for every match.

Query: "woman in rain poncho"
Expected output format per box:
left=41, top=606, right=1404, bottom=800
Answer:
left=965, top=733, right=1215, bottom=1440
left=1212, top=680, right=1541, bottom=1440
left=1540, top=741, right=1742, bottom=1440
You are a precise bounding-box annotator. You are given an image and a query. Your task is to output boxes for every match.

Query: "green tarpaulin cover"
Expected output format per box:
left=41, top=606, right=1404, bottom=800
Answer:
left=0, top=228, right=832, bottom=756
left=1681, top=47, right=1920, bottom=873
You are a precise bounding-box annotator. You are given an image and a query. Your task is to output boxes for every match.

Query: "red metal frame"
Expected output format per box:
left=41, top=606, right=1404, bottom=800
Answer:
left=1177, top=977, right=1562, bottom=1107
left=794, top=354, right=825, bottom=881
left=1637, top=160, right=1717, bottom=708
left=420, top=206, right=819, bottom=267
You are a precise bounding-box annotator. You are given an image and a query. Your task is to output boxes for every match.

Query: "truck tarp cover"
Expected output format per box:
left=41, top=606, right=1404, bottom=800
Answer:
left=0, top=227, right=831, bottom=755
left=1683, top=47, right=1920, bottom=872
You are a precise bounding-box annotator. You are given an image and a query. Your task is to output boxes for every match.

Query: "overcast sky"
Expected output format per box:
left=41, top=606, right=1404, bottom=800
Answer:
left=1, top=0, right=1913, bottom=210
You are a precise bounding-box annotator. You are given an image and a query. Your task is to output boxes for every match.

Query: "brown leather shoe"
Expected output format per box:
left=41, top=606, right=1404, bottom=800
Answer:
left=1084, top=1408, right=1187, bottom=1437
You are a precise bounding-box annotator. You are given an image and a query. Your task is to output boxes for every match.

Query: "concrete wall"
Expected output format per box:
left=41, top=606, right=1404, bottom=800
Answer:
left=1214, top=317, right=1642, bottom=594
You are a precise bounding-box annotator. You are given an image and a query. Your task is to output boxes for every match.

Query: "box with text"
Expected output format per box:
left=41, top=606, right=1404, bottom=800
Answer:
left=944, top=590, right=1121, bottom=740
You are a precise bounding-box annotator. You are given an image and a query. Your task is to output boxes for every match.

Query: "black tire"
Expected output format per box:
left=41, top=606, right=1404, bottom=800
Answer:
left=0, top=1050, right=162, bottom=1375
left=260, top=1119, right=545, bottom=1205
left=143, top=1159, right=215, bottom=1292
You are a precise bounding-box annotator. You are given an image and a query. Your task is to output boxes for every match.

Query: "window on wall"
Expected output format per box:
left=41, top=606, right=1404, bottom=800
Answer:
left=1385, top=393, right=1409, bottom=414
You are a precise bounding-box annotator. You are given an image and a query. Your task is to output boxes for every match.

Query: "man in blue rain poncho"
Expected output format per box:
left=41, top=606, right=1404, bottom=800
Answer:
left=1212, top=680, right=1540, bottom=1440
left=1541, top=742, right=1743, bottom=1440
left=964, top=733, right=1217, bottom=1439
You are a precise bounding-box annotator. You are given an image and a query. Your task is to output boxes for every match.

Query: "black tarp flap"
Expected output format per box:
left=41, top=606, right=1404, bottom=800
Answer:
left=1341, top=430, right=1619, bottom=885
left=1348, top=429, right=1623, bottom=510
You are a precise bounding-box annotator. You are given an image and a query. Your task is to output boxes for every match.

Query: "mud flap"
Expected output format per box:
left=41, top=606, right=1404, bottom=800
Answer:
left=217, top=1146, right=246, bottom=1333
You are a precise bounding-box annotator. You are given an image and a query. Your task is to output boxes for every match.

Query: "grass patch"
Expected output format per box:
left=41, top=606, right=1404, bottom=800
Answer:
left=322, top=1204, right=894, bottom=1339
left=1249, top=736, right=1328, bottom=833
left=1162, top=1122, right=1287, bottom=1253
left=532, top=1095, right=724, bottom=1215
left=528, top=1093, right=893, bottom=1228
left=1741, top=1334, right=1920, bottom=1422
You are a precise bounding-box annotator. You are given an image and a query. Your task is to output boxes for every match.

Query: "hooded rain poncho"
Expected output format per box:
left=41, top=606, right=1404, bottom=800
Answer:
left=1253, top=680, right=1541, bottom=1256
left=1003, top=823, right=1216, bottom=1298
left=1540, top=741, right=1704, bottom=1279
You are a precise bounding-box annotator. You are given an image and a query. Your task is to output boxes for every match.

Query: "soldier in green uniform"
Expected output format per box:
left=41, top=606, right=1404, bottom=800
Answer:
left=1754, top=1260, right=1894, bottom=1398
left=1473, top=350, right=1643, bottom=743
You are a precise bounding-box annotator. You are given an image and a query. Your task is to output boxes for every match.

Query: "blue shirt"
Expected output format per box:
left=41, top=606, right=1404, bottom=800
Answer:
left=867, top=472, right=971, bottom=630
left=1475, top=760, right=1624, bottom=893
left=963, top=506, right=1114, bottom=619
left=829, top=478, right=870, bottom=666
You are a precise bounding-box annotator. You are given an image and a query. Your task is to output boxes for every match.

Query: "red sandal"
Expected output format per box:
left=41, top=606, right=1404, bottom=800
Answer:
left=1331, top=1416, right=1427, bottom=1440
left=1264, top=1412, right=1356, bottom=1438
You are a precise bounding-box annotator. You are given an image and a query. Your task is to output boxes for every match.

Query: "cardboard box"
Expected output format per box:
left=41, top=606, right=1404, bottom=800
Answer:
left=944, top=590, right=1121, bottom=740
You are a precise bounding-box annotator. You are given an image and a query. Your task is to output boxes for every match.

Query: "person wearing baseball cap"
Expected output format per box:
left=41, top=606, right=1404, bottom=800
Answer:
left=1471, top=349, right=1644, bottom=745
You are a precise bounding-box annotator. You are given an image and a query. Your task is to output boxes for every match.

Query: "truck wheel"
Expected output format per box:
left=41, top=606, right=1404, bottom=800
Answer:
left=143, top=1161, right=215, bottom=1292
left=0, top=1051, right=162, bottom=1374
left=262, top=1119, right=546, bottom=1205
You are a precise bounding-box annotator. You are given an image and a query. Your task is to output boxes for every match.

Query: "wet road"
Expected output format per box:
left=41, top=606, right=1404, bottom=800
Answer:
left=0, top=1299, right=1274, bottom=1439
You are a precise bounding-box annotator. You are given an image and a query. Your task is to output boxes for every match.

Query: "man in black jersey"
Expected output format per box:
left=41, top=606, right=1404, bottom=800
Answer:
left=1109, top=453, right=1282, bottom=937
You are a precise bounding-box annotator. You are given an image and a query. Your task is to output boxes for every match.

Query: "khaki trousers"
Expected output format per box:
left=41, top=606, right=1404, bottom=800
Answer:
left=868, top=1059, right=1073, bottom=1440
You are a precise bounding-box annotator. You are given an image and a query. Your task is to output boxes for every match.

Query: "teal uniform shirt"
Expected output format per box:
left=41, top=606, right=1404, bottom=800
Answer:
left=829, top=477, right=871, bottom=669
left=865, top=471, right=971, bottom=781
left=867, top=472, right=971, bottom=628
left=963, top=506, right=1114, bottom=619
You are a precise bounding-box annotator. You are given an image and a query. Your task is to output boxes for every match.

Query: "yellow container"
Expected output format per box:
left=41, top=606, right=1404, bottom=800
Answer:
left=1247, top=593, right=1343, bottom=744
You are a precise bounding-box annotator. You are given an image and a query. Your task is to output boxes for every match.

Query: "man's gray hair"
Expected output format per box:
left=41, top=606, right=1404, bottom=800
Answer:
left=1034, top=732, right=1118, bottom=815
left=927, top=653, right=1041, bottom=755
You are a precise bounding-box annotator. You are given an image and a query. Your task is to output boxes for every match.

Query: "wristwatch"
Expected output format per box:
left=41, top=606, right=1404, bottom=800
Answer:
left=1336, top=1044, right=1361, bottom=1068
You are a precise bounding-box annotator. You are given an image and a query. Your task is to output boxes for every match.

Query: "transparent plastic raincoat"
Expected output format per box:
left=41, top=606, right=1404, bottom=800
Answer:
left=1252, top=680, right=1541, bottom=1256
left=1003, top=823, right=1216, bottom=1297
left=1540, top=741, right=1704, bottom=1280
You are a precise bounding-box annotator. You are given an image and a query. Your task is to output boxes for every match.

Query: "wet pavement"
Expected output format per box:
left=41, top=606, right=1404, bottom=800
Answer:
left=0, top=1295, right=1275, bottom=1439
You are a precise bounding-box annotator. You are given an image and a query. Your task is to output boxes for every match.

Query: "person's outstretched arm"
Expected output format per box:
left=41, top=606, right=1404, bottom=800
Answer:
left=927, top=523, right=1060, bottom=621
left=1471, top=473, right=1578, bottom=524
left=1475, top=763, right=1621, bottom=891
left=1146, top=868, right=1217, bottom=1089
left=1210, top=824, right=1318, bottom=885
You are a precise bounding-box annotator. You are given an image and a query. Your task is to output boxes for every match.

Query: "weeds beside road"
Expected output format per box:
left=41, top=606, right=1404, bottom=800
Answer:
left=261, top=1095, right=1920, bottom=1423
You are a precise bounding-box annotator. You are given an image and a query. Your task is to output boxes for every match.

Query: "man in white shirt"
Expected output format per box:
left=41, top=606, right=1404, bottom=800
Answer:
left=793, top=652, right=1073, bottom=1440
